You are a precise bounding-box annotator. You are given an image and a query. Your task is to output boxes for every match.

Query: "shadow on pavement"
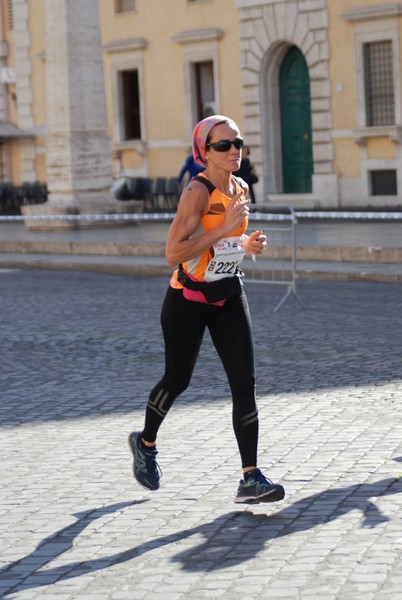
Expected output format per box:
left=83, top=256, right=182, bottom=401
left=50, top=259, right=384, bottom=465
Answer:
left=1, top=475, right=401, bottom=596
left=1, top=274, right=402, bottom=426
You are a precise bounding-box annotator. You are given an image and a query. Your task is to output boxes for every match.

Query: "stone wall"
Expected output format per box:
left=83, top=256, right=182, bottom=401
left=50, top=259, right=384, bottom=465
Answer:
left=236, top=0, right=338, bottom=206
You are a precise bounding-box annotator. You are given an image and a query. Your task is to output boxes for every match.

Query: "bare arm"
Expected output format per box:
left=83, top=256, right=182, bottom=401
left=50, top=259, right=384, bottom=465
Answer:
left=165, top=181, right=249, bottom=266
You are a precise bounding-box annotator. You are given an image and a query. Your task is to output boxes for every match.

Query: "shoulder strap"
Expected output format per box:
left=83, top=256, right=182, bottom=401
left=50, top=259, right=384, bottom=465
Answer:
left=191, top=175, right=216, bottom=195
left=191, top=174, right=246, bottom=195
left=232, top=174, right=248, bottom=193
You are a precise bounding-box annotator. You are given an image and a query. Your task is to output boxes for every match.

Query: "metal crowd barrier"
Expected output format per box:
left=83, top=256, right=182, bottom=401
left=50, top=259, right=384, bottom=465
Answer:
left=2, top=208, right=400, bottom=313
left=295, top=211, right=402, bottom=219
left=246, top=204, right=304, bottom=312
left=0, top=213, right=175, bottom=222
left=0, top=207, right=303, bottom=312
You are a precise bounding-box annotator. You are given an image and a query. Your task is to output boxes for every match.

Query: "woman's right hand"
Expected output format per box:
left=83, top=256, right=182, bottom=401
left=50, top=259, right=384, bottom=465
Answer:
left=224, top=192, right=250, bottom=231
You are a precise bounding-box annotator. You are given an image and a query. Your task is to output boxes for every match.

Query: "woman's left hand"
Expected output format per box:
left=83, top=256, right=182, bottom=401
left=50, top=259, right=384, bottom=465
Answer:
left=245, top=230, right=267, bottom=255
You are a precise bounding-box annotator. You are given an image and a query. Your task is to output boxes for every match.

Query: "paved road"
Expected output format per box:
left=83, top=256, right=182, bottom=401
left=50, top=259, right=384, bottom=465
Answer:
left=1, top=269, right=402, bottom=599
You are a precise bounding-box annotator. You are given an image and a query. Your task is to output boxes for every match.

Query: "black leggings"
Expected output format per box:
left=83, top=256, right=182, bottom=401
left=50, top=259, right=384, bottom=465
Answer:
left=142, top=286, right=259, bottom=468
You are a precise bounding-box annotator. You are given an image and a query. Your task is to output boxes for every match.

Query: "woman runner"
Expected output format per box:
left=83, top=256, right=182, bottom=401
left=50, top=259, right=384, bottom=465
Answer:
left=128, top=115, right=285, bottom=504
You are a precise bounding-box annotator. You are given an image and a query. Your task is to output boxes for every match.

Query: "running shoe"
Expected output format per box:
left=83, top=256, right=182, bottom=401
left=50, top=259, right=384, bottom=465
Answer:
left=234, top=468, right=285, bottom=504
left=128, top=431, right=161, bottom=491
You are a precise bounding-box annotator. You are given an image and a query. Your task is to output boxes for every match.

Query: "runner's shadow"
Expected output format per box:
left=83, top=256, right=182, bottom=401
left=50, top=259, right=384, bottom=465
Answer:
left=1, top=475, right=401, bottom=596
left=173, top=475, right=401, bottom=572
left=0, top=500, right=143, bottom=597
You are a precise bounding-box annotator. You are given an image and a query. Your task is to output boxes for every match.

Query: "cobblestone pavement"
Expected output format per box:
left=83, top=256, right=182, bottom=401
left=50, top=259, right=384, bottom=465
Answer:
left=1, top=269, right=402, bottom=600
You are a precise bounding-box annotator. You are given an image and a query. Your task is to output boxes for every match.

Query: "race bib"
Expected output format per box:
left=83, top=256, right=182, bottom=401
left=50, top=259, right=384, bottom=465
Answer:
left=205, top=236, right=245, bottom=282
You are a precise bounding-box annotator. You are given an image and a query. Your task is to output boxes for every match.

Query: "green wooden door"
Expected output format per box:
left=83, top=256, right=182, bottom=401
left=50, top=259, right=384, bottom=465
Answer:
left=279, top=46, right=313, bottom=193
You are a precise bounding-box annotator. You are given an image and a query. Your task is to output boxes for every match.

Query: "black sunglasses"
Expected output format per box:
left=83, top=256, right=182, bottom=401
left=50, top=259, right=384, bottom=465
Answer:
left=206, top=137, right=244, bottom=152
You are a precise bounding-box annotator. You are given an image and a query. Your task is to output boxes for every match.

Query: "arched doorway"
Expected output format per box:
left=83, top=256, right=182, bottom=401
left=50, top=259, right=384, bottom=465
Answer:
left=279, top=46, right=313, bottom=193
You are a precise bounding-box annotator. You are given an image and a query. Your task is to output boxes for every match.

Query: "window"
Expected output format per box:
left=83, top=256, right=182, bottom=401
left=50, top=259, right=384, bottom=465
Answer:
left=107, top=47, right=145, bottom=147
left=193, top=61, right=215, bottom=121
left=343, top=8, right=402, bottom=132
left=370, top=170, right=397, bottom=195
left=114, top=0, right=135, bottom=13
left=175, top=30, right=221, bottom=136
left=364, top=41, right=395, bottom=126
left=120, top=69, right=141, bottom=140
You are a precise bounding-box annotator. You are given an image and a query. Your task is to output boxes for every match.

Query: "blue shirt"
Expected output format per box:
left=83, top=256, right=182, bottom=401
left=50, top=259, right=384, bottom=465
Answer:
left=177, top=155, right=205, bottom=183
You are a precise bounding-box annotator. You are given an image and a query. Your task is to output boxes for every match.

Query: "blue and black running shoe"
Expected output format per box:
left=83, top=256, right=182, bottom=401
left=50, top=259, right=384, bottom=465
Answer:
left=234, top=468, right=285, bottom=504
left=128, top=431, right=162, bottom=491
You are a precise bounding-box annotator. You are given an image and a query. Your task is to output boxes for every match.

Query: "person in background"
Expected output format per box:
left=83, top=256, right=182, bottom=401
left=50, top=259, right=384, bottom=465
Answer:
left=177, top=151, right=205, bottom=185
left=234, top=144, right=258, bottom=203
left=128, top=114, right=285, bottom=505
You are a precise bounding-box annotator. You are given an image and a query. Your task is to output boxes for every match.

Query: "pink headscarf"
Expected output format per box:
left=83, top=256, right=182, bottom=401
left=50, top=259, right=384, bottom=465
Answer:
left=192, top=115, right=236, bottom=167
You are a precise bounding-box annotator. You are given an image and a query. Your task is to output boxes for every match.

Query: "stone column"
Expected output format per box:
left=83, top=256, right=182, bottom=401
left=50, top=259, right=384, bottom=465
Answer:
left=13, top=0, right=36, bottom=182
left=37, top=0, right=114, bottom=221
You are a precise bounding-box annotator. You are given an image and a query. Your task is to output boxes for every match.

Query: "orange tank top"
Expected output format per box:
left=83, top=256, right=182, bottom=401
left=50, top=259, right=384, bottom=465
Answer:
left=170, top=175, right=248, bottom=288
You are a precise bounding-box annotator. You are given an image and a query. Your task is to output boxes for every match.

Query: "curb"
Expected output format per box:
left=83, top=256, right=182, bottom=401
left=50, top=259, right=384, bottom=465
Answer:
left=1, top=240, right=401, bottom=263
left=1, top=253, right=401, bottom=283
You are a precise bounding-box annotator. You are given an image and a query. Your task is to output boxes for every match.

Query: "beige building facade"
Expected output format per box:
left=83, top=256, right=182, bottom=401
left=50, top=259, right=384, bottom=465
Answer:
left=0, top=0, right=402, bottom=214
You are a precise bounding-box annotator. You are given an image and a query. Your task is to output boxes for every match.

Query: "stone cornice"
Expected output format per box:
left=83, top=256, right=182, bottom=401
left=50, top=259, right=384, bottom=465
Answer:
left=353, top=125, right=402, bottom=145
left=171, top=28, right=224, bottom=44
left=0, top=120, right=34, bottom=138
left=103, top=38, right=148, bottom=53
left=341, top=3, right=402, bottom=22
left=236, top=0, right=277, bottom=7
